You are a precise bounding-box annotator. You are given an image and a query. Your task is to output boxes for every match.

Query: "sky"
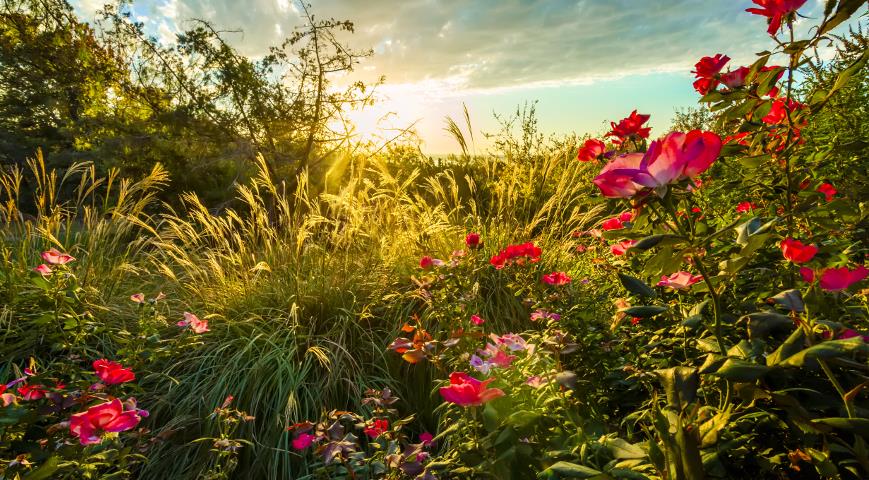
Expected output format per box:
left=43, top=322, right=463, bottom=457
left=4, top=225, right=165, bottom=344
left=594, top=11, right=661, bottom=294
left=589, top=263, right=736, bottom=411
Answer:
left=72, top=0, right=863, bottom=154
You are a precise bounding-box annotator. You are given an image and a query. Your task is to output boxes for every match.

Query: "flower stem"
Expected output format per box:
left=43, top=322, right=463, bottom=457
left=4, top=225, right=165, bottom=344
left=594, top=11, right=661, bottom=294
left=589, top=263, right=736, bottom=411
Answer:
left=692, top=255, right=726, bottom=355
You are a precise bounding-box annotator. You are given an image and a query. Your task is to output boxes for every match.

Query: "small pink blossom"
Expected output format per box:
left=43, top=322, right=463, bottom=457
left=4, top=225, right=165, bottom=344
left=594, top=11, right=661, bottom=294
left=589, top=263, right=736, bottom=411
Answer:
left=130, top=293, right=145, bottom=304
left=611, top=240, right=637, bottom=256
left=657, top=271, right=703, bottom=290
left=470, top=314, right=485, bottom=326
left=439, top=372, right=504, bottom=407
left=178, top=312, right=210, bottom=334
left=292, top=433, right=317, bottom=450
left=33, top=264, right=53, bottom=276
left=41, top=248, right=75, bottom=265
left=530, top=310, right=561, bottom=322
left=525, top=376, right=548, bottom=389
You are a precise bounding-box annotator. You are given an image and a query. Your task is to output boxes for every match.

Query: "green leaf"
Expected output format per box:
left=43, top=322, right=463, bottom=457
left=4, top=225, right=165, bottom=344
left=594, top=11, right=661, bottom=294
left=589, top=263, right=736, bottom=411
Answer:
left=777, top=339, right=869, bottom=368
left=656, top=367, right=698, bottom=410
left=698, top=353, right=727, bottom=374
left=618, top=273, right=656, bottom=298
left=769, top=289, right=804, bottom=312
left=766, top=328, right=807, bottom=366
left=632, top=234, right=683, bottom=251
left=608, top=469, right=652, bottom=480
left=814, top=417, right=869, bottom=438
left=744, top=312, right=794, bottom=340
left=735, top=217, right=763, bottom=246
left=621, top=306, right=668, bottom=318
left=538, top=462, right=602, bottom=479
left=738, top=154, right=770, bottom=169
left=699, top=409, right=731, bottom=447
left=819, top=0, right=867, bottom=35
left=601, top=437, right=646, bottom=460
left=482, top=402, right=500, bottom=432
left=23, top=456, right=60, bottom=480
left=712, top=359, right=770, bottom=382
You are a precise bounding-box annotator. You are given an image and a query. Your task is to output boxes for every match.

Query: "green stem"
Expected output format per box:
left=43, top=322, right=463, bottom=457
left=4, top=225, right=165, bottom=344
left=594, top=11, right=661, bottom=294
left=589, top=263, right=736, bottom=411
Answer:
left=804, top=301, right=856, bottom=418
left=818, top=359, right=856, bottom=418
left=692, top=255, right=726, bottom=355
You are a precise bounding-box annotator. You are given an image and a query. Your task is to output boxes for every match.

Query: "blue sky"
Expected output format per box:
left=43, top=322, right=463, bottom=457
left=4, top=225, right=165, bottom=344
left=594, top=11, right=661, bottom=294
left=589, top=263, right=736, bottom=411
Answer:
left=71, top=0, right=865, bottom=153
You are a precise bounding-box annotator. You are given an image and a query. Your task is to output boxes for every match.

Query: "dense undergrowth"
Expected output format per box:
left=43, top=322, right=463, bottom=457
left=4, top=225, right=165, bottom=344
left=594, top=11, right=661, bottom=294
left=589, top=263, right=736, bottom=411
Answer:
left=2, top=1, right=869, bottom=479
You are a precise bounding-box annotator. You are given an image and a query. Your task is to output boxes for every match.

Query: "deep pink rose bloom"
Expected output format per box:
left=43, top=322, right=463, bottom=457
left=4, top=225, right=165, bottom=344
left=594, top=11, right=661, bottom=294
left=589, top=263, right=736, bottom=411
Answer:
left=470, top=314, right=485, bottom=326
left=465, top=232, right=481, bottom=249
left=69, top=398, right=142, bottom=445
left=419, top=432, right=434, bottom=445
left=780, top=238, right=817, bottom=264
left=607, top=110, right=651, bottom=143
left=657, top=271, right=703, bottom=290
left=439, top=372, right=504, bottom=407
left=93, top=359, right=136, bottom=385
left=817, top=182, right=837, bottom=202
left=577, top=138, right=606, bottom=162
left=736, top=201, right=757, bottom=213
left=292, top=433, right=317, bottom=450
left=542, top=272, right=572, bottom=286
left=691, top=54, right=730, bottom=94
left=762, top=98, right=805, bottom=124
left=633, top=131, right=722, bottom=189
left=819, top=266, right=868, bottom=292
left=17, top=384, right=46, bottom=401
left=41, top=248, right=75, bottom=265
left=489, top=242, right=542, bottom=269
left=419, top=256, right=434, bottom=269
left=364, top=418, right=389, bottom=438
left=601, top=217, right=625, bottom=231
left=693, top=54, right=730, bottom=79
left=692, top=77, right=718, bottom=96
left=746, top=0, right=808, bottom=35
left=799, top=266, right=815, bottom=283
left=593, top=153, right=645, bottom=199
left=721, top=66, right=750, bottom=89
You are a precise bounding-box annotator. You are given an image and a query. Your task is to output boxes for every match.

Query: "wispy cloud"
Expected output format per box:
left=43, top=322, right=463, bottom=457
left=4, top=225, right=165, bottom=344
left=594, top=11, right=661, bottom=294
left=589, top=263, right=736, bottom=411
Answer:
left=70, top=1, right=859, bottom=152
left=76, top=1, right=835, bottom=90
